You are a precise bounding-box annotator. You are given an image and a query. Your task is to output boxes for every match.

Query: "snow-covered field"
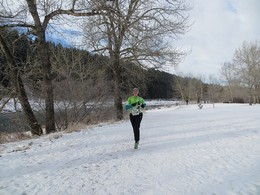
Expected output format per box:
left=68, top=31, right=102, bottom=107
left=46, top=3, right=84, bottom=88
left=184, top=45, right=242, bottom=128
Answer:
left=0, top=103, right=259, bottom=195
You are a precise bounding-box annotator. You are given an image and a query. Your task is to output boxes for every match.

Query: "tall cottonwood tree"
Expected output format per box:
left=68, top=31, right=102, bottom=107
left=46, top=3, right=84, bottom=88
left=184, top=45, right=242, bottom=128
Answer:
left=0, top=0, right=102, bottom=133
left=221, top=41, right=260, bottom=104
left=233, top=41, right=260, bottom=105
left=83, top=0, right=190, bottom=120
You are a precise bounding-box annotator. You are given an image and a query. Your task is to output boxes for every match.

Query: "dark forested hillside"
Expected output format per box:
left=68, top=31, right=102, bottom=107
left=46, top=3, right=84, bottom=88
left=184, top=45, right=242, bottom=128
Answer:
left=145, top=69, right=175, bottom=99
left=0, top=30, right=212, bottom=101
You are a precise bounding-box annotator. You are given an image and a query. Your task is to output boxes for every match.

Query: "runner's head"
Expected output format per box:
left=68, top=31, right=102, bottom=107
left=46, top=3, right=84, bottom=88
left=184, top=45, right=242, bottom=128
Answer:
left=133, top=88, right=139, bottom=97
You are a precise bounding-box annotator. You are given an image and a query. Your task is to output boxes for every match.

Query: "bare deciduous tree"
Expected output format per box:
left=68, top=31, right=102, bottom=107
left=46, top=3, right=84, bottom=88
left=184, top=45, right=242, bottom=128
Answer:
left=0, top=0, right=102, bottom=133
left=233, top=41, right=260, bottom=105
left=221, top=41, right=260, bottom=104
left=221, top=62, right=236, bottom=103
left=83, top=0, right=190, bottom=120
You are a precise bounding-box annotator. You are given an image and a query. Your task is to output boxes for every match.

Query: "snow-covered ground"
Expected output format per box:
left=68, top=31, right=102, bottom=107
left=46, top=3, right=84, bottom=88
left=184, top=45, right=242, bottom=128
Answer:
left=0, top=103, right=259, bottom=195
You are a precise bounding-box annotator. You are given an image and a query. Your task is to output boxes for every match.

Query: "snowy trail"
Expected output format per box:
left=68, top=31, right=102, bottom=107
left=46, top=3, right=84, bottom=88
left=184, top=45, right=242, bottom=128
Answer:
left=0, top=103, right=260, bottom=195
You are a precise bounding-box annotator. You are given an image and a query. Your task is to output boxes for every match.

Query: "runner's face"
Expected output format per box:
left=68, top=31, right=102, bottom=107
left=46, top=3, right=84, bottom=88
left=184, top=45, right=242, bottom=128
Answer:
left=133, top=90, right=138, bottom=97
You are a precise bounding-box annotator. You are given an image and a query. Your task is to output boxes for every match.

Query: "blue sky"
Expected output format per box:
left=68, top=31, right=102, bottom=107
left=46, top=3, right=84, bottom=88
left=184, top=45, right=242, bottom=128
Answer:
left=170, top=0, right=260, bottom=79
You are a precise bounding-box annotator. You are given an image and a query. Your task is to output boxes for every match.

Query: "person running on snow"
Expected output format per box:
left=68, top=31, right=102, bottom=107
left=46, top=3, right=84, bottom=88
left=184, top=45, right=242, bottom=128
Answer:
left=125, top=88, right=146, bottom=149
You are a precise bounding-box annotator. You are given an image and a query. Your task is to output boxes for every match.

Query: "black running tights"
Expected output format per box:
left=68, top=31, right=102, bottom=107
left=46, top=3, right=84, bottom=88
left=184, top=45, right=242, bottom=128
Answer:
left=130, top=113, right=143, bottom=142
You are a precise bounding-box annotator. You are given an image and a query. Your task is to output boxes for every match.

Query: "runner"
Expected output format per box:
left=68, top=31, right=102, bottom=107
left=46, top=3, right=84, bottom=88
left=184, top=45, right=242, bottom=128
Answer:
left=125, top=88, right=146, bottom=149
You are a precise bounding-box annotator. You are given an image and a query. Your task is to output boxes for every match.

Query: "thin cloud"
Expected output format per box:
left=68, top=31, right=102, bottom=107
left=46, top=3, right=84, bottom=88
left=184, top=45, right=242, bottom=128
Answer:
left=172, top=0, right=260, bottom=78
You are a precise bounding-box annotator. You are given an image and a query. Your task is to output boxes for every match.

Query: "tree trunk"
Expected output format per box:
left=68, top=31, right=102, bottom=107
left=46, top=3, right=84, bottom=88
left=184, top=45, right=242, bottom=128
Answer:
left=17, top=75, right=43, bottom=135
left=37, top=32, right=56, bottom=133
left=26, top=0, right=56, bottom=133
left=0, top=34, right=42, bottom=135
left=228, top=84, right=234, bottom=103
left=114, top=75, right=123, bottom=120
left=112, top=56, right=123, bottom=120
left=176, top=78, right=185, bottom=102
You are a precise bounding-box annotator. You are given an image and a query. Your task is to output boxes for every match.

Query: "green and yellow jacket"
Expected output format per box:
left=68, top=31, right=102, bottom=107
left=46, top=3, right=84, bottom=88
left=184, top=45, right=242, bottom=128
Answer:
left=125, top=96, right=146, bottom=115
